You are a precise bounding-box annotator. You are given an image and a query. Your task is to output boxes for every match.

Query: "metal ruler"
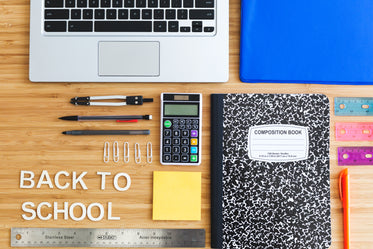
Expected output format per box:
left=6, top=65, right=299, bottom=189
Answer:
left=335, top=122, right=373, bottom=141
left=338, top=147, right=373, bottom=166
left=335, top=97, right=373, bottom=116
left=11, top=228, right=205, bottom=248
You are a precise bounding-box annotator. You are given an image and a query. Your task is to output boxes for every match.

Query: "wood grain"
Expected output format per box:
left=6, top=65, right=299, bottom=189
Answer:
left=0, top=0, right=373, bottom=248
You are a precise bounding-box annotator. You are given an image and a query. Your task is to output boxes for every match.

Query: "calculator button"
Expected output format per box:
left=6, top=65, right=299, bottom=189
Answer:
left=164, top=120, right=172, bottom=128
left=192, top=125, right=198, bottom=130
left=180, top=125, right=185, bottom=129
left=186, top=119, right=192, bottom=125
left=181, top=154, right=189, bottom=162
left=173, top=138, right=180, bottom=145
left=164, top=129, right=171, bottom=137
left=173, top=130, right=180, bottom=137
left=191, top=138, right=198, bottom=145
left=190, top=146, right=198, bottom=154
left=164, top=146, right=171, bottom=153
left=164, top=138, right=171, bottom=145
left=190, top=155, right=198, bottom=162
left=191, top=130, right=198, bottom=137
left=187, top=125, right=192, bottom=129
left=173, top=146, right=180, bottom=153
left=192, top=119, right=199, bottom=125
left=182, top=130, right=189, bottom=137
left=172, top=154, right=181, bottom=162
left=180, top=119, right=186, bottom=125
left=181, top=146, right=189, bottom=153
left=174, top=124, right=179, bottom=129
left=163, top=154, right=171, bottom=162
left=181, top=138, right=189, bottom=145
left=173, top=119, right=179, bottom=124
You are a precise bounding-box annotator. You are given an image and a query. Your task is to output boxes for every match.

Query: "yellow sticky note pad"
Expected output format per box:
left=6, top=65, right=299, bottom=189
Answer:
left=153, top=171, right=201, bottom=221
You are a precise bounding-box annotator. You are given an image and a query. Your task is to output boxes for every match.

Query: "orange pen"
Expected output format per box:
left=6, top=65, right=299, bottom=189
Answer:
left=339, top=168, right=350, bottom=249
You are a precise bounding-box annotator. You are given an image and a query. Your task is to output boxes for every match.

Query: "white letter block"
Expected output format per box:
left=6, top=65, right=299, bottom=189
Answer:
left=69, top=203, right=87, bottom=221
left=55, top=171, right=70, bottom=190
left=21, top=202, right=36, bottom=220
left=36, top=170, right=54, bottom=189
left=107, top=202, right=120, bottom=220
left=20, top=171, right=35, bottom=189
left=113, top=173, right=131, bottom=192
left=97, top=172, right=111, bottom=190
left=37, top=202, right=52, bottom=221
left=72, top=172, right=88, bottom=190
left=87, top=203, right=105, bottom=222
left=54, top=202, right=69, bottom=220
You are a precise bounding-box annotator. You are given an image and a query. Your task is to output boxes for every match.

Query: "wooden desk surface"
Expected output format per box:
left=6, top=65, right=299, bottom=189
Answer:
left=1, top=0, right=373, bottom=248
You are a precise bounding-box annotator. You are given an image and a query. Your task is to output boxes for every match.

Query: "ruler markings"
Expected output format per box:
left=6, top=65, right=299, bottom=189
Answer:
left=338, top=147, right=373, bottom=166
left=334, top=97, right=373, bottom=116
left=11, top=228, right=205, bottom=248
left=335, top=122, right=373, bottom=141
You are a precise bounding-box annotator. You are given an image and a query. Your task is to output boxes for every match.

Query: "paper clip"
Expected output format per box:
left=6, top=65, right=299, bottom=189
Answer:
left=124, top=142, right=129, bottom=163
left=113, top=141, right=119, bottom=163
left=147, top=142, right=153, bottom=163
left=104, top=142, right=110, bottom=163
left=135, top=143, right=141, bottom=164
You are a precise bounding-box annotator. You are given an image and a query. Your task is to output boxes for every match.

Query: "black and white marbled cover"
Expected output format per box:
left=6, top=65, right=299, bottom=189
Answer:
left=212, top=94, right=331, bottom=249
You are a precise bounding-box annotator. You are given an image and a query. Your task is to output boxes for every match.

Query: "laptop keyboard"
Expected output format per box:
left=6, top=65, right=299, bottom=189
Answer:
left=44, top=0, right=215, bottom=33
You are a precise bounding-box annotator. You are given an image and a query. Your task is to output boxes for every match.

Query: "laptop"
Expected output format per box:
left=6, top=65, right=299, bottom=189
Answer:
left=29, top=0, right=229, bottom=82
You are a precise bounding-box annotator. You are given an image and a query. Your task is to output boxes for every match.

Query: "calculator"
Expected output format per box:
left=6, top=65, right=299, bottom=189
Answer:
left=160, top=93, right=202, bottom=166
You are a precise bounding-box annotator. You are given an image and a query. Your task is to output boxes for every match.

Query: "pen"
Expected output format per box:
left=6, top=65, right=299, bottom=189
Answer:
left=339, top=168, right=350, bottom=249
left=59, top=115, right=152, bottom=121
left=62, top=130, right=150, bottom=135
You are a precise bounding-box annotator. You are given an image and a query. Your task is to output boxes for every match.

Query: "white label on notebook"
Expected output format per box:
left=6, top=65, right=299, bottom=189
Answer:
left=248, top=125, right=309, bottom=162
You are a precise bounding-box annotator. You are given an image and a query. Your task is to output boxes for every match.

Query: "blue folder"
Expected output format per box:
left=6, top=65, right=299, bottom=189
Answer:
left=240, top=0, right=373, bottom=85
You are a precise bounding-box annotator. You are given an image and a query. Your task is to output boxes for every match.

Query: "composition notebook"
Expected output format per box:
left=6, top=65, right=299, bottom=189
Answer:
left=240, top=0, right=373, bottom=84
left=211, top=94, right=331, bottom=248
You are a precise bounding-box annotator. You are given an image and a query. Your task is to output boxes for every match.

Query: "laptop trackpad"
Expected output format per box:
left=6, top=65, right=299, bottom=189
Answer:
left=99, top=42, right=160, bottom=77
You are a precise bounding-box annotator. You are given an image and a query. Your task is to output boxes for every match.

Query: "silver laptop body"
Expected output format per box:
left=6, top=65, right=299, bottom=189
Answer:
left=29, top=0, right=229, bottom=82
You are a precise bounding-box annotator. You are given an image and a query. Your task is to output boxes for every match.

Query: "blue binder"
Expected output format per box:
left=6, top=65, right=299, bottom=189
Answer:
left=240, top=0, right=373, bottom=85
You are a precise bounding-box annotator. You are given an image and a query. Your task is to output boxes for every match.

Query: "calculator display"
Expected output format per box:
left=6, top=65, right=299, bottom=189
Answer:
left=164, top=104, right=199, bottom=116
